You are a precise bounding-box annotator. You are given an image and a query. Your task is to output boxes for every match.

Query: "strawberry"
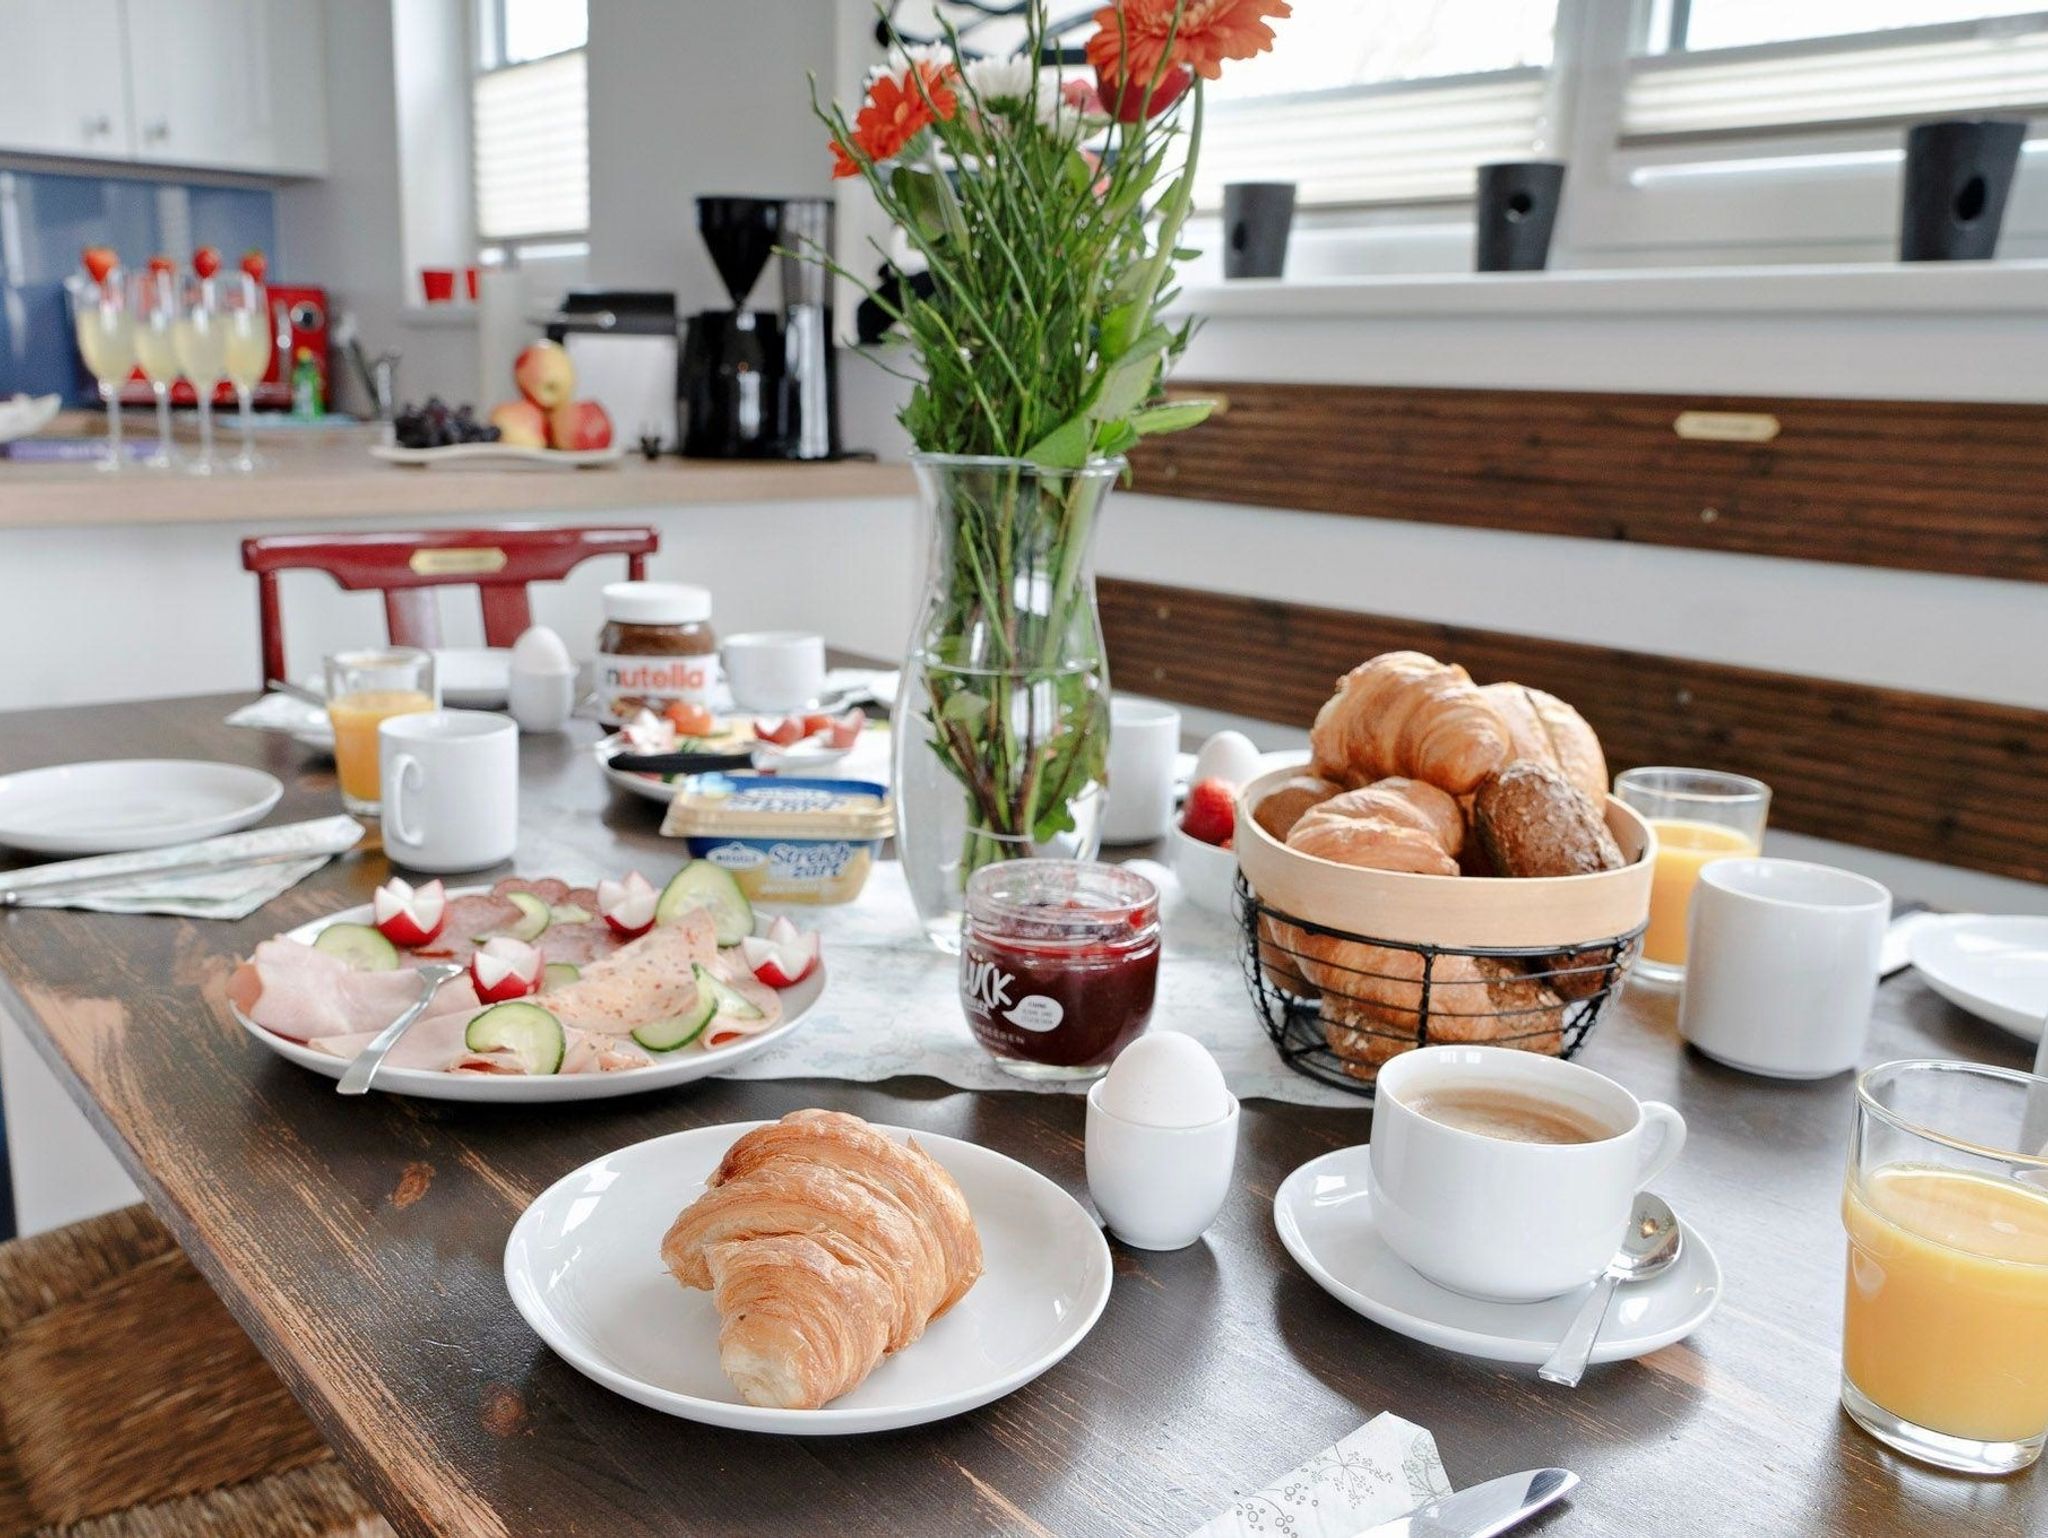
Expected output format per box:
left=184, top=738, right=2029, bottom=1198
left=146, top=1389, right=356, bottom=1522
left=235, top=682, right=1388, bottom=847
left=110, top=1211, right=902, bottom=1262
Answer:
left=192, top=245, right=221, bottom=279
left=1179, top=777, right=1237, bottom=847
left=241, top=248, right=267, bottom=282
left=148, top=255, right=174, bottom=276
left=81, top=245, right=118, bottom=286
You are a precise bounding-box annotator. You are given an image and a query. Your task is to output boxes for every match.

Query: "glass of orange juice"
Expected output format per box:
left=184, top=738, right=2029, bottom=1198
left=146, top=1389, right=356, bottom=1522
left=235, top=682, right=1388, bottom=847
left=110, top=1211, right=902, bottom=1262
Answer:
left=1842, top=1059, right=2048, bottom=1474
left=324, top=648, right=437, bottom=816
left=1613, top=767, right=1769, bottom=985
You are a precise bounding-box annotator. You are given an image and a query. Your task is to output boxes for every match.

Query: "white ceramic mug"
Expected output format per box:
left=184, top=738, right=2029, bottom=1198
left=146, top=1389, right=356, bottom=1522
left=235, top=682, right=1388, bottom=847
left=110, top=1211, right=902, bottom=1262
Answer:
left=1085, top=1080, right=1239, bottom=1250
left=1102, top=697, right=1181, bottom=845
left=722, top=631, right=827, bottom=713
left=1369, top=1046, right=1687, bottom=1302
left=379, top=710, right=519, bottom=873
left=1678, top=858, right=1890, bottom=1080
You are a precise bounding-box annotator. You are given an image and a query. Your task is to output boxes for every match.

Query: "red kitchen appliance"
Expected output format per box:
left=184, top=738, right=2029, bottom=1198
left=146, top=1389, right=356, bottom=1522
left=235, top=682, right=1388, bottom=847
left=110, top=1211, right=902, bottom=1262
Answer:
left=115, top=283, right=327, bottom=410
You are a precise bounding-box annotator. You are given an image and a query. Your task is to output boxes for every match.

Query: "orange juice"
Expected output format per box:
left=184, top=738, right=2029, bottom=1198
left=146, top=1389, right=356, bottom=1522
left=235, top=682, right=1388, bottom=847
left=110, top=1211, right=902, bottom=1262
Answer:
left=1642, top=819, right=1757, bottom=966
left=328, top=689, right=434, bottom=807
left=1843, top=1165, right=2048, bottom=1443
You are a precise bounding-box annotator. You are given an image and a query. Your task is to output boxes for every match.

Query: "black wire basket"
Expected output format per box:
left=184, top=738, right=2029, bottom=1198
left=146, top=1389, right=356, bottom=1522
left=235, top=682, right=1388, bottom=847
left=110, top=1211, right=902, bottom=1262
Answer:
left=1235, top=870, right=1644, bottom=1101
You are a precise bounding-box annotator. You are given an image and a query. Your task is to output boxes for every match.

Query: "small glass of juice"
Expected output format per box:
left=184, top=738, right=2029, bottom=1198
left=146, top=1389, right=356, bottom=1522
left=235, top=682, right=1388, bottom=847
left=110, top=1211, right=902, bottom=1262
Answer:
left=1842, top=1059, right=2048, bottom=1475
left=1613, top=767, right=1769, bottom=985
left=325, top=648, right=437, bottom=817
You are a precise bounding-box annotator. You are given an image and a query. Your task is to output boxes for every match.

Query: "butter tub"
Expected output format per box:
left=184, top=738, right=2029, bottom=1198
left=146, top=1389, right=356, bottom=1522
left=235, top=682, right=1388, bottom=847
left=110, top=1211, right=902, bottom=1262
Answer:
left=658, top=775, right=894, bottom=904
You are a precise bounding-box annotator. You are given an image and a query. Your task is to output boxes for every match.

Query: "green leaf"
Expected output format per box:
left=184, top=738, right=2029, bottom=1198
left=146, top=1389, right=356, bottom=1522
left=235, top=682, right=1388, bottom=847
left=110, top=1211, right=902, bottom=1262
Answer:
left=1094, top=421, right=1140, bottom=459
left=1090, top=348, right=1162, bottom=425
left=890, top=167, right=951, bottom=245
left=939, top=688, right=989, bottom=723
left=1098, top=298, right=1143, bottom=361
left=1024, top=414, right=1093, bottom=469
left=1130, top=399, right=1215, bottom=436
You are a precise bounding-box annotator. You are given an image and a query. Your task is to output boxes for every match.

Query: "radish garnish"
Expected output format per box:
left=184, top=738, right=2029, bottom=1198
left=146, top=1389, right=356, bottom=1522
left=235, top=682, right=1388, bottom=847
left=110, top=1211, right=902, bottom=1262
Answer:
left=598, top=871, right=658, bottom=939
left=469, top=936, right=543, bottom=1003
left=740, top=916, right=820, bottom=988
left=371, top=877, right=448, bottom=947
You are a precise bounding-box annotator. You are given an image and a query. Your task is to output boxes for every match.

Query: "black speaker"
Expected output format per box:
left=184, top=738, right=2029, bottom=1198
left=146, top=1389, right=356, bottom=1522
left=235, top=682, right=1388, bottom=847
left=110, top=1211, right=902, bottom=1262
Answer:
left=1900, top=118, right=2026, bottom=262
left=1475, top=161, right=1565, bottom=272
left=1223, top=182, right=1296, bottom=279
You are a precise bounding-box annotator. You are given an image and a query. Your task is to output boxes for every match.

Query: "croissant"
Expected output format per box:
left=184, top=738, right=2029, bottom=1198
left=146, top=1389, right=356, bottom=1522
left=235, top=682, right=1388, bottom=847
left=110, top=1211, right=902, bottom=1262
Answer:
left=1309, top=652, right=1509, bottom=796
left=660, top=1110, right=983, bottom=1409
left=1478, top=682, right=1608, bottom=807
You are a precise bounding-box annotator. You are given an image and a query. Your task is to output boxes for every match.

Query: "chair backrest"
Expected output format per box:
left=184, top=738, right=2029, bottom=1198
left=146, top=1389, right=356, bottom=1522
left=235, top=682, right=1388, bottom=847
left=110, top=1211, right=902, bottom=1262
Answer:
left=240, top=525, right=658, bottom=684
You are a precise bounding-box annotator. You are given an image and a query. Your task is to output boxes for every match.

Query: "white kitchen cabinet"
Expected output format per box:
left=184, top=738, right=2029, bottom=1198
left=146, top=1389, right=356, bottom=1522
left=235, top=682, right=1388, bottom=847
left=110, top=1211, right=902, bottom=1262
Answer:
left=0, top=0, right=133, bottom=161
left=0, top=0, right=326, bottom=177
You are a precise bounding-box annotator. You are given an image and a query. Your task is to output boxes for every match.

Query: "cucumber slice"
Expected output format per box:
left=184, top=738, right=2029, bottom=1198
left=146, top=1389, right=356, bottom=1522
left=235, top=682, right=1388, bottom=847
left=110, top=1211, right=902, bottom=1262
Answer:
left=693, top=961, right=764, bottom=1022
left=655, top=861, right=754, bottom=947
left=502, top=891, right=551, bottom=943
left=312, top=922, right=399, bottom=971
left=550, top=903, right=593, bottom=925
left=542, top=962, right=580, bottom=990
left=631, top=988, right=716, bottom=1052
left=464, top=1001, right=565, bottom=1075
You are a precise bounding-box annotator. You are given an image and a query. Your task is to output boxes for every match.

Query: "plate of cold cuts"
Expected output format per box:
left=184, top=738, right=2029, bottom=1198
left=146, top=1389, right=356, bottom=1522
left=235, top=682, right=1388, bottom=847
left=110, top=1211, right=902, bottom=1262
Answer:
left=224, top=868, right=823, bottom=1101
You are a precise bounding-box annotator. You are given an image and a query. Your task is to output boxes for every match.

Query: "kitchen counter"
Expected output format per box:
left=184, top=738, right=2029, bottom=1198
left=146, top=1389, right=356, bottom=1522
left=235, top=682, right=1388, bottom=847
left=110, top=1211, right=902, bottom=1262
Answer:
left=0, top=415, right=912, bottom=530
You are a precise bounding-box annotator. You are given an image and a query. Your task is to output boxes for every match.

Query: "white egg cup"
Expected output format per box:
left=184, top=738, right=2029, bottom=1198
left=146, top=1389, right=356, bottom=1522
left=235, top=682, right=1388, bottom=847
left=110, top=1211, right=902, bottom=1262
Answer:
left=1084, top=1080, right=1240, bottom=1251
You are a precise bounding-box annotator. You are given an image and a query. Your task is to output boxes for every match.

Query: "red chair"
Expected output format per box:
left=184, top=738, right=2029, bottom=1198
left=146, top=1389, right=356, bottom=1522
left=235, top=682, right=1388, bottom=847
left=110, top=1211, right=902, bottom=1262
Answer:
left=241, top=525, right=658, bottom=684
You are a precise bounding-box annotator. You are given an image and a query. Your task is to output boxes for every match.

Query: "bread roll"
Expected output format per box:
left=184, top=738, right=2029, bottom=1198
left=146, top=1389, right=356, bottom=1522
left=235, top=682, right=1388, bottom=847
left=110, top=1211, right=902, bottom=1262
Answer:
left=1251, top=774, right=1342, bottom=843
left=1479, top=682, right=1608, bottom=808
left=1472, top=761, right=1628, bottom=1001
left=1309, top=652, right=1509, bottom=796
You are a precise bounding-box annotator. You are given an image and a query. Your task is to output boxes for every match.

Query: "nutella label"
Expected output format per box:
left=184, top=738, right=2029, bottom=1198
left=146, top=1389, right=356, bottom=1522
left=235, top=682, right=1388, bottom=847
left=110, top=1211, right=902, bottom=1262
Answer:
left=597, top=650, right=720, bottom=714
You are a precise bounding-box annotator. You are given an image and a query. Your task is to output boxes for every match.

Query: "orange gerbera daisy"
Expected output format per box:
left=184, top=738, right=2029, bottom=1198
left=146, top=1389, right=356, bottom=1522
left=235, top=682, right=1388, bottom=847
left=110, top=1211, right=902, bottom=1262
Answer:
left=1086, top=0, right=1291, bottom=87
left=830, top=62, right=960, bottom=179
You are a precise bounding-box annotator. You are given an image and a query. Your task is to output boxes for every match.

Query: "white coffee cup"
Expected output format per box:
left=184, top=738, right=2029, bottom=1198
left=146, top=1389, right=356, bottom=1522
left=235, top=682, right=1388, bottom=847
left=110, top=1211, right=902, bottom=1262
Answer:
left=1678, top=858, right=1890, bottom=1080
left=378, top=710, right=519, bottom=873
left=1369, top=1046, right=1686, bottom=1302
left=1102, top=697, right=1181, bottom=845
left=722, top=631, right=827, bottom=713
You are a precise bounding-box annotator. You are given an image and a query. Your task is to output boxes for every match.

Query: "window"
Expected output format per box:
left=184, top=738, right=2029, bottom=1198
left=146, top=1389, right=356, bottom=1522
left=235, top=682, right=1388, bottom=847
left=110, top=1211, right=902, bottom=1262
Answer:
left=473, top=0, right=589, bottom=245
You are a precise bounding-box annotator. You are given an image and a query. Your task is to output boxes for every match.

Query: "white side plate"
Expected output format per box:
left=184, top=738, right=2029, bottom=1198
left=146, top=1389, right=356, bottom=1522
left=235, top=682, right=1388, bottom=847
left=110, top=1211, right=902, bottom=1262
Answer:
left=229, top=893, right=822, bottom=1102
left=0, top=760, right=282, bottom=856
left=371, top=442, right=624, bottom=469
left=1908, top=915, right=2048, bottom=1043
left=505, top=1122, right=1113, bottom=1433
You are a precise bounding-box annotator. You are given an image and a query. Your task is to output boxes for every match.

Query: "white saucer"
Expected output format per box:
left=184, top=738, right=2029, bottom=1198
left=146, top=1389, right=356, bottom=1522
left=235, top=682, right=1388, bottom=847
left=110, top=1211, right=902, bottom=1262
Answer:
left=0, top=760, right=283, bottom=856
left=1908, top=915, right=2048, bottom=1044
left=1274, top=1144, right=1721, bottom=1367
left=506, top=1122, right=1112, bottom=1433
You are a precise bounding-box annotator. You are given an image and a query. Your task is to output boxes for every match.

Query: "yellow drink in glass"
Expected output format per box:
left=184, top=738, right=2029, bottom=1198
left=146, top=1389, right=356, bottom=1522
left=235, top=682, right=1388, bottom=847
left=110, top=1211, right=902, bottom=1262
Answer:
left=133, top=321, right=180, bottom=384
left=1642, top=819, right=1757, bottom=967
left=1843, top=1166, right=2048, bottom=1446
left=328, top=690, right=435, bottom=812
left=75, top=306, right=133, bottom=385
left=173, top=312, right=227, bottom=385
left=223, top=308, right=272, bottom=389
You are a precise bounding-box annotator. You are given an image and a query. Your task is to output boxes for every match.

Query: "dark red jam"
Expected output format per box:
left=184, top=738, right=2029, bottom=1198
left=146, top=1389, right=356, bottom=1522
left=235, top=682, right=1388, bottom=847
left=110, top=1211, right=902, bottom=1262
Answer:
left=960, top=860, right=1161, bottom=1079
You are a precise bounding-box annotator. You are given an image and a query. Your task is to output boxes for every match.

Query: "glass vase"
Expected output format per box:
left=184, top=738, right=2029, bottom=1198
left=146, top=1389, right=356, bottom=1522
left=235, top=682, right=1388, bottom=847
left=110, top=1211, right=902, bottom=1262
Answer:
left=894, top=453, right=1119, bottom=950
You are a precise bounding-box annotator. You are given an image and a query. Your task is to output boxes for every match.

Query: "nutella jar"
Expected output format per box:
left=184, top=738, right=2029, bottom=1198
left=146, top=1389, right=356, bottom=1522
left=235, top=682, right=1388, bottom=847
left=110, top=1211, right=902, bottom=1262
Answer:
left=596, top=581, right=719, bottom=724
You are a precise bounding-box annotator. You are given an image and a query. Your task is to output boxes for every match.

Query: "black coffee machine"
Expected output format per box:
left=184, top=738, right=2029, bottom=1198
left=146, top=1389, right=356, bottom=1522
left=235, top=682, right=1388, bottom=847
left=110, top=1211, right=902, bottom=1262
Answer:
left=679, top=195, right=842, bottom=459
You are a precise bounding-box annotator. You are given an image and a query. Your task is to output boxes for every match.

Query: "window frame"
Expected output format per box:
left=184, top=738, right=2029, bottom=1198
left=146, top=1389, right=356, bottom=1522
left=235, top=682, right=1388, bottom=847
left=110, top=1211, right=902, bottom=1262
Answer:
left=470, top=0, right=591, bottom=252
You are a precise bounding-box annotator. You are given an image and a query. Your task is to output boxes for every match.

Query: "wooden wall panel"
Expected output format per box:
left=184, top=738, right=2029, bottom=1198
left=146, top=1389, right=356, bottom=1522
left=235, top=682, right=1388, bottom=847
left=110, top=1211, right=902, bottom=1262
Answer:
left=1126, top=382, right=2048, bottom=585
left=1098, top=577, right=2048, bottom=883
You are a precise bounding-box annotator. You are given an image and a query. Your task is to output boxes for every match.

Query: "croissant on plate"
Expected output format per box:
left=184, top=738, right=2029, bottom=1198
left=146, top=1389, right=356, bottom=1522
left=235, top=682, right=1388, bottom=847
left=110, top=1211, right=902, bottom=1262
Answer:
left=660, top=1110, right=983, bottom=1410
left=1308, top=652, right=1509, bottom=797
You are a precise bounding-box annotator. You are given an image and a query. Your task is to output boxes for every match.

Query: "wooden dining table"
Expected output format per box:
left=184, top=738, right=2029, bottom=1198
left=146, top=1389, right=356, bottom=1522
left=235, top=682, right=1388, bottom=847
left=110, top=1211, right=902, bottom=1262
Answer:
left=0, top=691, right=2040, bottom=1537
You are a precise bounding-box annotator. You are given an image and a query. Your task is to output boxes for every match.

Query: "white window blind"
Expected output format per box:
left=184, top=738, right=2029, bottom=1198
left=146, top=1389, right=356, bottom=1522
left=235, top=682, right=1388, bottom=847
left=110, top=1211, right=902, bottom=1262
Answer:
left=473, top=49, right=589, bottom=241
left=1196, top=72, right=1553, bottom=208
left=1623, top=17, right=2048, bottom=142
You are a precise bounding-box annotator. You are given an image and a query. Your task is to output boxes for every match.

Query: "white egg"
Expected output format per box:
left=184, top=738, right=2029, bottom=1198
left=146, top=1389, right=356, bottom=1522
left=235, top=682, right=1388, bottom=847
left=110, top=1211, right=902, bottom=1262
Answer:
left=1097, top=1031, right=1232, bottom=1129
left=1191, top=730, right=1261, bottom=789
left=510, top=624, right=573, bottom=675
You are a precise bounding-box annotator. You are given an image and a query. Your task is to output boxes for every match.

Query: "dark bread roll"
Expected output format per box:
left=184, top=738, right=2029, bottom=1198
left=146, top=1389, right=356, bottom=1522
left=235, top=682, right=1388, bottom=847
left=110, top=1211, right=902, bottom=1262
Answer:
left=1472, top=761, right=1628, bottom=1001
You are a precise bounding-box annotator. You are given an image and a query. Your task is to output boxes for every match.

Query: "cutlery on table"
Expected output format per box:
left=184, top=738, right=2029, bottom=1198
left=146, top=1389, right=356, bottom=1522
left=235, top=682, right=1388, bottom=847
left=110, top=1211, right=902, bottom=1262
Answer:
left=606, top=750, right=758, bottom=775
left=266, top=677, right=326, bottom=707
left=0, top=848, right=330, bottom=907
left=1352, top=1467, right=1577, bottom=1538
left=1538, top=1192, right=1683, bottom=1387
left=337, top=964, right=464, bottom=1096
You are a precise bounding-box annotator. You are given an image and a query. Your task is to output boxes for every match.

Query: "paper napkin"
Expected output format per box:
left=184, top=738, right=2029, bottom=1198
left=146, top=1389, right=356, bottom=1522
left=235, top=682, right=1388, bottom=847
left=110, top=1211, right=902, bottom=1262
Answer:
left=224, top=691, right=331, bottom=743
left=1187, top=1413, right=1452, bottom=1538
left=3, top=816, right=366, bottom=919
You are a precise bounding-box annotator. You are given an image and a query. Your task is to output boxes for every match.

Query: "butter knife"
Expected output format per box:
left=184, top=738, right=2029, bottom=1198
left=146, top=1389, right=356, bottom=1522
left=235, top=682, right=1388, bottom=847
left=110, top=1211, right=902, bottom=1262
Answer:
left=1352, top=1469, right=1577, bottom=1538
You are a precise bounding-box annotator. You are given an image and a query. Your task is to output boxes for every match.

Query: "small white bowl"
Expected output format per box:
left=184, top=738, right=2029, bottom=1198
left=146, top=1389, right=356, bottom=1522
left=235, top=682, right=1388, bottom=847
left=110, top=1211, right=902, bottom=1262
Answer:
left=1085, top=1080, right=1240, bottom=1251
left=1170, top=824, right=1239, bottom=916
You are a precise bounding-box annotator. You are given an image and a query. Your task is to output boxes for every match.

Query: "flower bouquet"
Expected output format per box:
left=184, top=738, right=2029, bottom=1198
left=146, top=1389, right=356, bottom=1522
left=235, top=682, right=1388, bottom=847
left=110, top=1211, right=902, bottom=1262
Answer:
left=819, top=0, right=1290, bottom=944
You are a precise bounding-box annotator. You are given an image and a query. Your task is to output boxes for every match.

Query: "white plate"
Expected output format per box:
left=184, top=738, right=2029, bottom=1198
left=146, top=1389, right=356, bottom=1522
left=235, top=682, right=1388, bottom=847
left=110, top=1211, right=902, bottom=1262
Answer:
left=434, top=647, right=512, bottom=709
left=593, top=732, right=857, bottom=803
left=0, top=392, right=61, bottom=443
left=1908, top=915, right=2048, bottom=1043
left=229, top=892, right=823, bottom=1102
left=505, top=1121, right=1112, bottom=1433
left=0, top=760, right=283, bottom=856
left=1274, top=1144, right=1721, bottom=1367
left=371, top=442, right=624, bottom=469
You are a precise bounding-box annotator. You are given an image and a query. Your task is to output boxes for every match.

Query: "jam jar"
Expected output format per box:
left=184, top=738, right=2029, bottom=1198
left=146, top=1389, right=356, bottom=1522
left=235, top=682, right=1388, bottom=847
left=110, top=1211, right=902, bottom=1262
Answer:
left=595, top=581, right=718, bottom=724
left=960, top=860, right=1161, bottom=1081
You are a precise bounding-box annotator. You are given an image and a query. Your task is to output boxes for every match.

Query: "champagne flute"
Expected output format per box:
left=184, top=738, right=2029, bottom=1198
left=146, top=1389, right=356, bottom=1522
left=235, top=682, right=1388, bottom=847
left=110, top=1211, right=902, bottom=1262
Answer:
left=69, top=267, right=132, bottom=472
left=129, top=266, right=183, bottom=468
left=175, top=273, right=227, bottom=474
left=219, top=272, right=270, bottom=471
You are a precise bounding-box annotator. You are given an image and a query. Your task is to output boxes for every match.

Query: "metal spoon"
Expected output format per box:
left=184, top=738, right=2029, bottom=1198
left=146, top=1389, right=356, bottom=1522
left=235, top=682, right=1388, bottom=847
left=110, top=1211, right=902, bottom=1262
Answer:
left=1538, top=1192, right=1683, bottom=1387
left=336, top=964, right=463, bottom=1097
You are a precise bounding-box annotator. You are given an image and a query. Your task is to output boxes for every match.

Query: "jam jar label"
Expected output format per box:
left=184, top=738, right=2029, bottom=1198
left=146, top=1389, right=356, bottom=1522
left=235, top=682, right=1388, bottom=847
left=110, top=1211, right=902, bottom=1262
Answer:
left=596, top=651, right=721, bottom=711
left=962, top=958, right=1063, bottom=1033
left=1003, top=995, right=1064, bottom=1033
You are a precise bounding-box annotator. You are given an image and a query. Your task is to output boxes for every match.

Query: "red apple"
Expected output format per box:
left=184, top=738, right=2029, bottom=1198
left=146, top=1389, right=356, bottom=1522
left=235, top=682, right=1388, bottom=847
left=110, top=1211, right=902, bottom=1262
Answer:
left=489, top=398, right=547, bottom=448
left=513, top=339, right=575, bottom=409
left=547, top=399, right=613, bottom=451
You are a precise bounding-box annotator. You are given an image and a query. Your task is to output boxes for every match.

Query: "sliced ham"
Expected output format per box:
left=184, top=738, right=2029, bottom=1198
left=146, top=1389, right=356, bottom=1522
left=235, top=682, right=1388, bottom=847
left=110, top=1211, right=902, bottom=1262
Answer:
left=701, top=949, right=785, bottom=1049
left=540, top=909, right=720, bottom=1036
left=229, top=942, right=427, bottom=1043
